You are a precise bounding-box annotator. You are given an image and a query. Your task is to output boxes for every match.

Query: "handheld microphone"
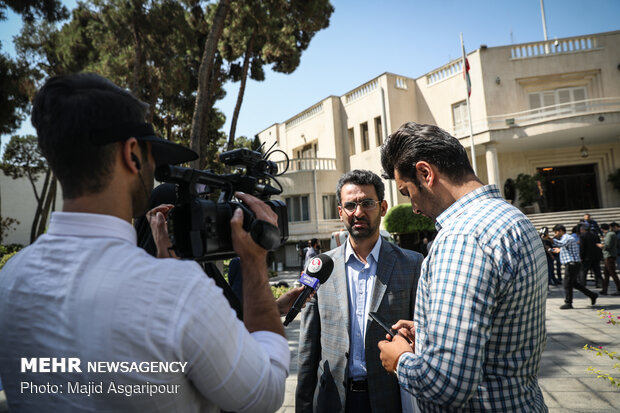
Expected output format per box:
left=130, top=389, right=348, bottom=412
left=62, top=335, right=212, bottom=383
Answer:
left=283, top=253, right=334, bottom=326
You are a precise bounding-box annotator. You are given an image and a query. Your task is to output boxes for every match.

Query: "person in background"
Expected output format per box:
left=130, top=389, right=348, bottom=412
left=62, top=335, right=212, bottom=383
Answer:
left=579, top=223, right=603, bottom=288
left=597, top=223, right=620, bottom=295
left=552, top=224, right=598, bottom=309
left=580, top=213, right=602, bottom=237
left=611, top=222, right=620, bottom=268
left=304, top=238, right=320, bottom=269
left=378, top=122, right=548, bottom=411
left=540, top=227, right=560, bottom=286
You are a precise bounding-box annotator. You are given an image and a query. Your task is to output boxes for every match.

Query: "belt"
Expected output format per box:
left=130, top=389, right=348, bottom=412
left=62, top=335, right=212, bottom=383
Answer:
left=347, top=378, right=368, bottom=392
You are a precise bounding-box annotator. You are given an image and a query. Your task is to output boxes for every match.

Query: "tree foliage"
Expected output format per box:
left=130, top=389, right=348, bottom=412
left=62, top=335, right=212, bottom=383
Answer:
left=220, top=0, right=334, bottom=148
left=0, top=54, right=35, bottom=135
left=14, top=0, right=231, bottom=170
left=0, top=216, right=19, bottom=243
left=384, top=203, right=435, bottom=234
left=0, top=0, right=66, bottom=136
left=0, top=0, right=67, bottom=22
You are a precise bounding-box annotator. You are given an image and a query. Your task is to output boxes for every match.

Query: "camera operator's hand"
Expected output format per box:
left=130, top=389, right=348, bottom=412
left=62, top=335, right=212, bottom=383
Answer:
left=146, top=204, right=176, bottom=258
left=230, top=192, right=284, bottom=337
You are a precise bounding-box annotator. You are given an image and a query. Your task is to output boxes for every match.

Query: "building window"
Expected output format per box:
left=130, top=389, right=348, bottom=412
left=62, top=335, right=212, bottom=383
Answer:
left=361, top=122, right=369, bottom=151
left=322, top=194, right=338, bottom=219
left=285, top=195, right=310, bottom=222
left=528, top=86, right=587, bottom=114
left=452, top=100, right=469, bottom=134
left=374, top=116, right=383, bottom=146
left=348, top=128, right=355, bottom=155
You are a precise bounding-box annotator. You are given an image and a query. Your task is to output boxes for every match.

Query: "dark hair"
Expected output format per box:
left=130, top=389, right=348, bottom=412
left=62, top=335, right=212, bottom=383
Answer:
left=601, top=223, right=610, bottom=230
left=611, top=222, right=619, bottom=227
left=310, top=238, right=318, bottom=246
left=336, top=169, right=385, bottom=205
left=380, top=122, right=475, bottom=184
left=32, top=73, right=149, bottom=198
left=579, top=223, right=589, bottom=231
left=552, top=224, right=566, bottom=233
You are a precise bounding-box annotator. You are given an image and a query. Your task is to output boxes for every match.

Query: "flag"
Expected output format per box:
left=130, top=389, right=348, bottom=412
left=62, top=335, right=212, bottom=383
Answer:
left=462, top=41, right=471, bottom=97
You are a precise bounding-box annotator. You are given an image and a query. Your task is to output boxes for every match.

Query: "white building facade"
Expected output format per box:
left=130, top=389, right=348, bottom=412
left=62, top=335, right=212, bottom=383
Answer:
left=257, top=30, right=620, bottom=268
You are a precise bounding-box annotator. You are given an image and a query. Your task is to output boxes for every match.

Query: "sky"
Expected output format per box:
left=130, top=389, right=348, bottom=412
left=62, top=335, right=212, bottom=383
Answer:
left=1, top=0, right=620, bottom=149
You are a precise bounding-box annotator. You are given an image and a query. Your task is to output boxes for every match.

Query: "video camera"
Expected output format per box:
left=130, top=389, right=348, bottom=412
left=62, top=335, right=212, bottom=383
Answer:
left=154, top=148, right=289, bottom=261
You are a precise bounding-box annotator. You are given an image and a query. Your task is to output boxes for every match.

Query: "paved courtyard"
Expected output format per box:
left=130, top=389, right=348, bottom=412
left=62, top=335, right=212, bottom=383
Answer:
left=276, top=275, right=620, bottom=413
left=1, top=278, right=619, bottom=412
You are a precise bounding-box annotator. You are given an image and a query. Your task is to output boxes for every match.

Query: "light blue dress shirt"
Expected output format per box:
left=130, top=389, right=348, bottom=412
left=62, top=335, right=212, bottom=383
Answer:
left=345, top=236, right=382, bottom=379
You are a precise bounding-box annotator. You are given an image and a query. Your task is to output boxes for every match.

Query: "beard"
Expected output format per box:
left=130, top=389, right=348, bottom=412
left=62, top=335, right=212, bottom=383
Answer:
left=345, top=215, right=380, bottom=241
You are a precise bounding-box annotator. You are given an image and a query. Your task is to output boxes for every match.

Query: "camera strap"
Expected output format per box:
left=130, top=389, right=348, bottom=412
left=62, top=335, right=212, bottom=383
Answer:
left=202, top=262, right=243, bottom=321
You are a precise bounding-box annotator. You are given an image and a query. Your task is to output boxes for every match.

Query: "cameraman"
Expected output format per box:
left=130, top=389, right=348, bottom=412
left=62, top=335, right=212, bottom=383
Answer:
left=0, top=73, right=288, bottom=412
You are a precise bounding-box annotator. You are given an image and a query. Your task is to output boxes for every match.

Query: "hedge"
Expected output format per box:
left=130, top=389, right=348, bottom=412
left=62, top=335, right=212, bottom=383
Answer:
left=384, top=203, right=435, bottom=234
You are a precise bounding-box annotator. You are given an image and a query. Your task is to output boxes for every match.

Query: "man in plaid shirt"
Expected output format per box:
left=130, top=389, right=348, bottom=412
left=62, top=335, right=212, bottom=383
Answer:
left=378, top=122, right=548, bottom=412
left=552, top=224, right=598, bottom=309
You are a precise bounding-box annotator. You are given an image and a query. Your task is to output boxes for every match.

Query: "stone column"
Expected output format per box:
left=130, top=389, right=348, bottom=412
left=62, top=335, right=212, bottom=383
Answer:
left=485, top=143, right=500, bottom=188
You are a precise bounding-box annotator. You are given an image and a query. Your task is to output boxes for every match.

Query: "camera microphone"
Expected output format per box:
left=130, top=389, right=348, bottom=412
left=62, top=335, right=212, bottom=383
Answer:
left=283, top=253, right=334, bottom=326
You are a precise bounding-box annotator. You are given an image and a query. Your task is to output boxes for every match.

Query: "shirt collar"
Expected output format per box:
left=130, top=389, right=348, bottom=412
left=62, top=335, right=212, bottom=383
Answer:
left=344, top=234, right=382, bottom=265
left=47, top=212, right=137, bottom=245
left=435, top=184, right=502, bottom=231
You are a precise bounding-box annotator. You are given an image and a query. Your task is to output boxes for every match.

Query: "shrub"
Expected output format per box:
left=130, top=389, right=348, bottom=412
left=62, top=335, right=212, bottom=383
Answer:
left=384, top=204, right=434, bottom=234
left=271, top=285, right=291, bottom=299
left=0, top=251, right=18, bottom=270
left=0, top=243, right=23, bottom=257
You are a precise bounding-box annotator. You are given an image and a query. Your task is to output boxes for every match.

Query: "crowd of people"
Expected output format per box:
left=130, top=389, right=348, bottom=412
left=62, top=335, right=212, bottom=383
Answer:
left=1, top=73, right=555, bottom=412
left=538, top=214, right=620, bottom=309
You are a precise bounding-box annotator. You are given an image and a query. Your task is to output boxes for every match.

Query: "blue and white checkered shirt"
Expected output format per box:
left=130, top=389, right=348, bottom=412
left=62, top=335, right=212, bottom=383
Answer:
left=552, top=233, right=580, bottom=264
left=397, top=185, right=548, bottom=412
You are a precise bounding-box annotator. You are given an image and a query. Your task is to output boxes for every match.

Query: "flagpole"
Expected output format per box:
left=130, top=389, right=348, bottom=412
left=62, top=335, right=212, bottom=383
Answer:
left=461, top=32, right=477, bottom=174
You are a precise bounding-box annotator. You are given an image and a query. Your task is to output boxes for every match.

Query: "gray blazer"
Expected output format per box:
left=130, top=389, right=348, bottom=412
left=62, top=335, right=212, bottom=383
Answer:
left=296, top=240, right=423, bottom=413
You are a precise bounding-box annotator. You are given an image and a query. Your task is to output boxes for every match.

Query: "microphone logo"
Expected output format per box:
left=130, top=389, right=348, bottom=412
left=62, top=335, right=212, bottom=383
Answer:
left=308, top=257, right=323, bottom=273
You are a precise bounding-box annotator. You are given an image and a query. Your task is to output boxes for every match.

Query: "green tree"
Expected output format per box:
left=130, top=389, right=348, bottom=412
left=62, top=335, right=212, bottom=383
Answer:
left=0, top=135, right=57, bottom=242
left=190, top=0, right=232, bottom=168
left=384, top=203, right=435, bottom=234
left=15, top=0, right=228, bottom=171
left=0, top=0, right=67, bottom=22
left=0, top=0, right=67, bottom=137
left=220, top=0, right=334, bottom=150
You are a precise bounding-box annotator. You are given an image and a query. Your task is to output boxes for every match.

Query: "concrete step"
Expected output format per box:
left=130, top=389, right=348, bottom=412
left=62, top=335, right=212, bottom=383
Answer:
left=526, top=207, right=620, bottom=232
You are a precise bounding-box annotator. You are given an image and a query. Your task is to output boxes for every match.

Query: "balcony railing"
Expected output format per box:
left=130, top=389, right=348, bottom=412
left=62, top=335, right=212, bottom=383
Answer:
left=285, top=103, right=324, bottom=130
left=510, top=35, right=599, bottom=59
left=451, top=97, right=620, bottom=137
left=426, top=59, right=464, bottom=86
left=275, top=157, right=337, bottom=173
left=345, top=79, right=378, bottom=103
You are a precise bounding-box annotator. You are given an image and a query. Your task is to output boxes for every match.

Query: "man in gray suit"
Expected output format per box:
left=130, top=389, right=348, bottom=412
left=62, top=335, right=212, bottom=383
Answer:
left=296, top=170, right=423, bottom=413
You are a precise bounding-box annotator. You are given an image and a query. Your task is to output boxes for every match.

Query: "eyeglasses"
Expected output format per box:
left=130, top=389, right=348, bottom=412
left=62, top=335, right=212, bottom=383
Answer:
left=341, top=199, right=380, bottom=213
